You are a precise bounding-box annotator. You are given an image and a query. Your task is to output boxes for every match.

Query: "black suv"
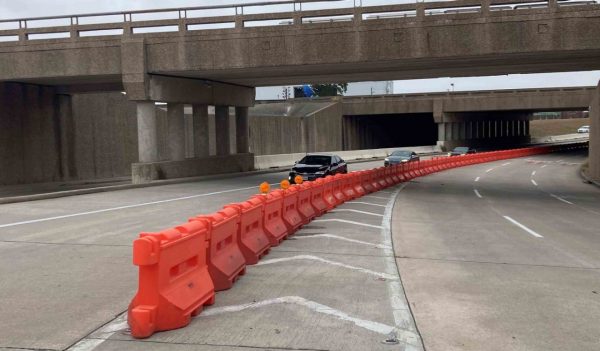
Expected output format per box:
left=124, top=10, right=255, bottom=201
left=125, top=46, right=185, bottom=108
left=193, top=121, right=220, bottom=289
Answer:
left=289, top=154, right=348, bottom=183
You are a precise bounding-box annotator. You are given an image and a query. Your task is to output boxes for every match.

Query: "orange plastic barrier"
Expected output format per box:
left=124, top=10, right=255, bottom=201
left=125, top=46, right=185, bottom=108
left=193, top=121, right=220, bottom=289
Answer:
left=252, top=191, right=288, bottom=246
left=128, top=221, right=215, bottom=339
left=332, top=174, right=346, bottom=205
left=281, top=187, right=303, bottom=234
left=192, top=207, right=246, bottom=291
left=297, top=182, right=317, bottom=223
left=322, top=176, right=337, bottom=210
left=377, top=168, right=388, bottom=188
left=352, top=171, right=366, bottom=197
left=223, top=198, right=271, bottom=265
left=310, top=178, right=328, bottom=216
left=362, top=170, right=375, bottom=194
left=384, top=167, right=394, bottom=186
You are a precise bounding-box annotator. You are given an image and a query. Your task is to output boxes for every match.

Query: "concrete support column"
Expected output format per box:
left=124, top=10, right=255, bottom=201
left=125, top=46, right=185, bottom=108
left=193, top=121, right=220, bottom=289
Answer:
left=466, top=121, right=473, bottom=140
left=192, top=104, right=210, bottom=157
left=525, top=120, right=530, bottom=136
left=438, top=123, right=447, bottom=142
left=57, top=94, right=76, bottom=179
left=137, top=101, right=159, bottom=163
left=459, top=122, right=467, bottom=140
left=235, top=106, right=249, bottom=154
left=167, top=103, right=185, bottom=161
left=215, top=106, right=231, bottom=155
left=589, top=82, right=600, bottom=181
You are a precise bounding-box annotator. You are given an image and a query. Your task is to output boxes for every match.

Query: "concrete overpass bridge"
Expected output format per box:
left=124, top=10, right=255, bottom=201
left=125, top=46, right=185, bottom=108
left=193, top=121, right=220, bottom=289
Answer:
left=1, top=0, right=599, bottom=183
left=249, top=86, right=593, bottom=154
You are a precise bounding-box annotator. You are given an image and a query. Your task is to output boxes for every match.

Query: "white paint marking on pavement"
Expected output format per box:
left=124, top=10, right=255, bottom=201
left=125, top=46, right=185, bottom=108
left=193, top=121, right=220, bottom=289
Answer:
left=503, top=216, right=544, bottom=238
left=541, top=164, right=547, bottom=168
left=66, top=313, right=128, bottom=351
left=0, top=186, right=259, bottom=229
left=202, top=296, right=396, bottom=336
left=313, top=219, right=383, bottom=229
left=295, top=234, right=392, bottom=249
left=347, top=201, right=387, bottom=208
left=474, top=189, right=483, bottom=198
left=531, top=171, right=537, bottom=177
left=486, top=168, right=495, bottom=173
left=363, top=195, right=390, bottom=200
left=474, top=177, right=480, bottom=182
left=531, top=179, right=538, bottom=186
left=550, top=194, right=574, bottom=205
left=380, top=185, right=423, bottom=347
left=502, top=162, right=511, bottom=166
left=256, top=255, right=397, bottom=280
left=331, top=209, right=384, bottom=217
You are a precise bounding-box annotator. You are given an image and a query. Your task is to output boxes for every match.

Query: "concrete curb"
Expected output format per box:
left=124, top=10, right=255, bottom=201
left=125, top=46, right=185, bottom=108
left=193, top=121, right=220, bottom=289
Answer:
left=579, top=164, right=600, bottom=188
left=0, top=157, right=401, bottom=205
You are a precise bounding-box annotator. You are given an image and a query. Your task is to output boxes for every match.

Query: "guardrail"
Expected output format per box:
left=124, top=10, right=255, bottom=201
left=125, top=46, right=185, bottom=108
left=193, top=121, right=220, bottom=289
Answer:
left=1, top=0, right=598, bottom=44
left=128, top=141, right=587, bottom=338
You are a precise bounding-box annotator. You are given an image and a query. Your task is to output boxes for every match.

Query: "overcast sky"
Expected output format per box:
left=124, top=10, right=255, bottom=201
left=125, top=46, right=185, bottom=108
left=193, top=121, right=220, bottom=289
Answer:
left=2, top=0, right=599, bottom=93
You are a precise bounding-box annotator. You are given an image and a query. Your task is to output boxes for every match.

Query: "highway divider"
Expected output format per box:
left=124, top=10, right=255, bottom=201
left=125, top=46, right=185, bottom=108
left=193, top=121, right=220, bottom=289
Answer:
left=127, top=141, right=588, bottom=339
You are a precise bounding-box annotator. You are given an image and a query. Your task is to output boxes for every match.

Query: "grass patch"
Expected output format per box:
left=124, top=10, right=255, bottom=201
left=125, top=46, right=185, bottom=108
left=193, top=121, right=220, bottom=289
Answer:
left=530, top=117, right=589, bottom=137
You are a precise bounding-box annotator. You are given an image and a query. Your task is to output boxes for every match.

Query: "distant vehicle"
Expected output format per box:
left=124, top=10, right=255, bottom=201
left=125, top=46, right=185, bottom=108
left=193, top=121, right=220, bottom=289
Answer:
left=384, top=150, right=420, bottom=166
left=448, top=146, right=477, bottom=156
left=289, top=154, right=347, bottom=183
left=577, top=125, right=590, bottom=133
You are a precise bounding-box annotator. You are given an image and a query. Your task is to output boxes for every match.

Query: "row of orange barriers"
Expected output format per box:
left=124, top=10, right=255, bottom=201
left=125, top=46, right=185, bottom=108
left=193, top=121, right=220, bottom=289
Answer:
left=127, top=142, right=587, bottom=338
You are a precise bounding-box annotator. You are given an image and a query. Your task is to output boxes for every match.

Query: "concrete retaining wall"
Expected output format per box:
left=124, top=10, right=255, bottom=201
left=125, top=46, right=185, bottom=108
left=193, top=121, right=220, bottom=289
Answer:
left=132, top=153, right=255, bottom=184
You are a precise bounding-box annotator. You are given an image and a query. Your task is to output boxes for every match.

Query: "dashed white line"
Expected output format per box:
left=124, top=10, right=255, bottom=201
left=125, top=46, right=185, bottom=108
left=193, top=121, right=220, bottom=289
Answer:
left=531, top=179, right=538, bottom=186
left=550, top=194, right=574, bottom=205
left=312, top=219, right=383, bottom=229
left=486, top=168, right=495, bottom=173
left=256, top=255, right=397, bottom=280
left=474, top=177, right=480, bottom=182
left=346, top=201, right=387, bottom=208
left=541, top=165, right=547, bottom=169
left=331, top=209, right=383, bottom=217
left=531, top=171, right=537, bottom=177
left=0, top=186, right=260, bottom=229
left=201, top=296, right=397, bottom=336
left=294, top=234, right=392, bottom=249
left=503, top=216, right=544, bottom=238
left=502, top=162, right=511, bottom=166
left=474, top=189, right=483, bottom=198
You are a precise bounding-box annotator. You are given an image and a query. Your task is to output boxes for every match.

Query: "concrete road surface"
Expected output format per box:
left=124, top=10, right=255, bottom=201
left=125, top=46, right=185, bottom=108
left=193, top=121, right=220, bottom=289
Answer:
left=392, top=150, right=600, bottom=351
left=0, top=160, right=425, bottom=351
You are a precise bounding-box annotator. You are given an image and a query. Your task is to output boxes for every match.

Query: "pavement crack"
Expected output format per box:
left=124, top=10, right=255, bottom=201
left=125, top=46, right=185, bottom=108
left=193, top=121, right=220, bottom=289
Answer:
left=395, top=255, right=600, bottom=270
left=0, top=239, right=131, bottom=248
left=95, top=338, right=330, bottom=351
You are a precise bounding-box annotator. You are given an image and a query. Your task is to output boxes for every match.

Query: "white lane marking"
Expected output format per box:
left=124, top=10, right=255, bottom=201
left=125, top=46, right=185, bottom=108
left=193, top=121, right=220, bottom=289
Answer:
left=67, top=313, right=127, bottom=351
left=295, top=234, right=392, bottom=249
left=502, top=162, right=511, bottom=166
left=474, top=189, right=483, bottom=198
left=347, top=201, right=387, bottom=208
left=381, top=185, right=422, bottom=346
left=256, top=255, right=397, bottom=280
left=541, top=165, right=547, bottom=168
left=331, top=209, right=383, bottom=217
left=202, top=296, right=397, bottom=336
left=474, top=177, right=480, bottom=182
left=363, top=195, right=390, bottom=200
left=531, top=179, right=538, bottom=186
left=0, top=186, right=259, bottom=229
left=532, top=171, right=537, bottom=177
left=313, top=219, right=383, bottom=229
left=486, top=168, right=495, bottom=173
left=503, top=216, right=544, bottom=238
left=550, top=194, right=574, bottom=205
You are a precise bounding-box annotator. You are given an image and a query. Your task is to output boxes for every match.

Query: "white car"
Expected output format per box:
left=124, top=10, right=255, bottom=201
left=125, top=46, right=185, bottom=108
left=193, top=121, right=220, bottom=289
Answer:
left=577, top=125, right=590, bottom=133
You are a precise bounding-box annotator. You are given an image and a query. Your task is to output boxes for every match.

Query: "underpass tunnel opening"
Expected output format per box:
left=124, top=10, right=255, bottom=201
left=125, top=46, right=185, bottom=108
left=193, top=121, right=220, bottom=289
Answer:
left=342, top=113, right=437, bottom=150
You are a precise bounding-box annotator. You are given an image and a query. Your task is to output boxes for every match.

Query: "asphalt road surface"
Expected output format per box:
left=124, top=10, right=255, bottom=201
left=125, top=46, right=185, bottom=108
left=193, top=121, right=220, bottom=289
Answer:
left=392, top=149, right=600, bottom=351
left=1, top=160, right=425, bottom=351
